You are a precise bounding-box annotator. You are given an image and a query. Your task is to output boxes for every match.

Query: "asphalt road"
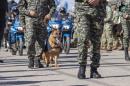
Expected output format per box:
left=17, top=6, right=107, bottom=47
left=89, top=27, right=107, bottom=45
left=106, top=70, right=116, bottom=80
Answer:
left=0, top=48, right=130, bottom=86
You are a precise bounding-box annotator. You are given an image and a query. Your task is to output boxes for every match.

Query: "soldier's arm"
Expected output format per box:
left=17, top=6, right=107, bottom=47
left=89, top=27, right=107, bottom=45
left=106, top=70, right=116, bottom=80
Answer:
left=104, top=6, right=112, bottom=22
left=125, top=3, right=130, bottom=19
left=18, top=0, right=27, bottom=9
left=43, top=0, right=56, bottom=24
left=18, top=0, right=27, bottom=28
left=48, top=0, right=56, bottom=16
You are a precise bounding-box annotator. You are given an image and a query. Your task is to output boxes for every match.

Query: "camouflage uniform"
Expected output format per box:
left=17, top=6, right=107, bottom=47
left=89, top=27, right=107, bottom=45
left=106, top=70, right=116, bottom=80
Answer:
left=75, top=0, right=106, bottom=78
left=25, top=0, right=56, bottom=68
left=101, top=3, right=113, bottom=50
left=119, top=0, right=130, bottom=60
left=120, top=0, right=130, bottom=48
left=18, top=0, right=27, bottom=28
left=18, top=0, right=27, bottom=46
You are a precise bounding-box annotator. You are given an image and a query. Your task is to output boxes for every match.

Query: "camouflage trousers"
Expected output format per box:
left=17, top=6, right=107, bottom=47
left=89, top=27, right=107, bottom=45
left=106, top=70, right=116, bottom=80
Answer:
left=121, top=18, right=130, bottom=48
left=75, top=13, right=103, bottom=68
left=101, top=23, right=113, bottom=49
left=25, top=17, right=48, bottom=57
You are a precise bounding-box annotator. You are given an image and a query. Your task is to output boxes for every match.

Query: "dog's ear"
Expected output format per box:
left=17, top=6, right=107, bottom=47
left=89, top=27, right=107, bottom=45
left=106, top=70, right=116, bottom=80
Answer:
left=51, top=29, right=57, bottom=34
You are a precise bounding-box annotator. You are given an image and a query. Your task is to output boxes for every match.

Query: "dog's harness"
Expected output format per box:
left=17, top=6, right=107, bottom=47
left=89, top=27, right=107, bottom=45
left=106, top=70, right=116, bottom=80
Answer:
left=45, top=38, right=60, bottom=51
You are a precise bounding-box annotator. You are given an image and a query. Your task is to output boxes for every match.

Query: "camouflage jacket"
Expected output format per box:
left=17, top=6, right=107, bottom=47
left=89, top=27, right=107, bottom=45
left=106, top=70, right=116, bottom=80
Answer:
left=75, top=0, right=106, bottom=21
left=27, top=0, right=56, bottom=18
left=18, top=0, right=28, bottom=15
left=119, top=0, right=130, bottom=16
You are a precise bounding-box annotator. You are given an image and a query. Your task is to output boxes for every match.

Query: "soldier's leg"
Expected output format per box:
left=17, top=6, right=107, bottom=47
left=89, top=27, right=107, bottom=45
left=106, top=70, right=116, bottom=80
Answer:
left=26, top=18, right=36, bottom=68
left=106, top=24, right=113, bottom=51
left=118, top=36, right=124, bottom=50
left=19, top=15, right=26, bottom=48
left=122, top=20, right=130, bottom=61
left=89, top=19, right=102, bottom=78
left=77, top=14, right=90, bottom=79
left=101, top=27, right=107, bottom=50
left=34, top=25, right=48, bottom=68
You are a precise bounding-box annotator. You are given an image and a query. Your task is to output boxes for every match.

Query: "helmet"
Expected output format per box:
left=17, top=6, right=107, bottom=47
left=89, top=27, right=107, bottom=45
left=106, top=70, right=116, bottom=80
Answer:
left=11, top=6, right=19, bottom=15
left=59, top=7, right=66, bottom=14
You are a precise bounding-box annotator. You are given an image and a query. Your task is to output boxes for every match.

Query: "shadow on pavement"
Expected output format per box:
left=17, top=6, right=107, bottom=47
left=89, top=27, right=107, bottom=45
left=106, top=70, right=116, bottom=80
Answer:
left=102, top=74, right=130, bottom=79
left=0, top=81, right=42, bottom=85
left=100, top=62, right=130, bottom=67
left=70, top=85, right=88, bottom=86
left=0, top=80, right=63, bottom=85
left=0, top=74, right=59, bottom=80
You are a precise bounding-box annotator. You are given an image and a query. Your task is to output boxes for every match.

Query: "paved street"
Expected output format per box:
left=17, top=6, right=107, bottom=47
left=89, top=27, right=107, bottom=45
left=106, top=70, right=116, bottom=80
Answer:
left=0, top=48, right=130, bottom=86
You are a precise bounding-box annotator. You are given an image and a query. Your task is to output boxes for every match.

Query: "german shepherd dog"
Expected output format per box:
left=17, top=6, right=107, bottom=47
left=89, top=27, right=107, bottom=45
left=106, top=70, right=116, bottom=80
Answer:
left=42, top=29, right=62, bottom=67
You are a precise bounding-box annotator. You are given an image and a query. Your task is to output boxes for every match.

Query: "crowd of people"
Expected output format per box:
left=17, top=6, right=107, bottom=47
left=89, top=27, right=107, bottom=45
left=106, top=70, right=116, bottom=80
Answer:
left=101, top=0, right=130, bottom=61
left=0, top=0, right=130, bottom=79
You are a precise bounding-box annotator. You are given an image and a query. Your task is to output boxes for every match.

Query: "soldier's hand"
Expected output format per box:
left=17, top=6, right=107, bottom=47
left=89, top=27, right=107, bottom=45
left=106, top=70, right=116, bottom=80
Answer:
left=44, top=14, right=51, bottom=20
left=123, top=14, right=129, bottom=19
left=44, top=14, right=51, bottom=25
left=29, top=10, right=37, bottom=17
left=88, top=0, right=100, bottom=6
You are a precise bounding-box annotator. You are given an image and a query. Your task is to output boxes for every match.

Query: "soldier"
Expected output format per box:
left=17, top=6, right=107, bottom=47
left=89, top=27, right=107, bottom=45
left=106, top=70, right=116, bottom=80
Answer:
left=75, top=0, right=106, bottom=79
left=18, top=0, right=27, bottom=48
left=119, top=0, right=130, bottom=61
left=25, top=0, right=56, bottom=68
left=18, top=0, right=27, bottom=32
left=101, top=0, right=113, bottom=51
left=0, top=0, right=8, bottom=63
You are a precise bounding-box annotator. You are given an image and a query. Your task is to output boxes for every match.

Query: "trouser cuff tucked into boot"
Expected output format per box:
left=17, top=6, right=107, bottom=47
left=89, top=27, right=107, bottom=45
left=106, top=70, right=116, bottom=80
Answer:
left=90, top=64, right=101, bottom=78
left=34, top=57, right=44, bottom=68
left=124, top=47, right=130, bottom=61
left=28, top=55, right=34, bottom=69
left=77, top=64, right=86, bottom=79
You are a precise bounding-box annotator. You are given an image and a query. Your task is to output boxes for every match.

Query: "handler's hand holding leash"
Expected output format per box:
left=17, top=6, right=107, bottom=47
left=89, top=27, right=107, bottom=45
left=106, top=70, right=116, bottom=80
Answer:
left=88, top=0, right=100, bottom=6
left=44, top=14, right=51, bottom=26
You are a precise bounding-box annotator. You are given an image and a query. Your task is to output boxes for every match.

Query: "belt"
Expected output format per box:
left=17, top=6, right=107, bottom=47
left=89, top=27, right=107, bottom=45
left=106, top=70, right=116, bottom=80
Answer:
left=75, top=0, right=84, bottom=2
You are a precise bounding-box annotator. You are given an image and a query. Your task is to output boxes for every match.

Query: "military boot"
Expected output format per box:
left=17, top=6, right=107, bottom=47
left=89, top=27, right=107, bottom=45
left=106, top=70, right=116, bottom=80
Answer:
left=77, top=65, right=86, bottom=79
left=0, top=60, right=4, bottom=63
left=28, top=56, right=34, bottom=69
left=34, top=57, right=44, bottom=68
left=90, top=66, right=101, bottom=78
left=124, top=47, right=130, bottom=61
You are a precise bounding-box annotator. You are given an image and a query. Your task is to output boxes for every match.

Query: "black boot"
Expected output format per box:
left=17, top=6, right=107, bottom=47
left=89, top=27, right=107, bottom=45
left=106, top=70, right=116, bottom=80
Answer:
left=77, top=65, right=86, bottom=79
left=0, top=60, right=4, bottom=63
left=90, top=66, right=101, bottom=78
left=34, top=57, right=44, bottom=68
left=124, top=47, right=130, bottom=61
left=28, top=57, right=34, bottom=69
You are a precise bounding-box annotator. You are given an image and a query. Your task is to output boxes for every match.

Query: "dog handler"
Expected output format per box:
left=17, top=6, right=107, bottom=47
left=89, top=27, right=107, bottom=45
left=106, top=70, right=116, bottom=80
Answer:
left=24, top=0, right=56, bottom=68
